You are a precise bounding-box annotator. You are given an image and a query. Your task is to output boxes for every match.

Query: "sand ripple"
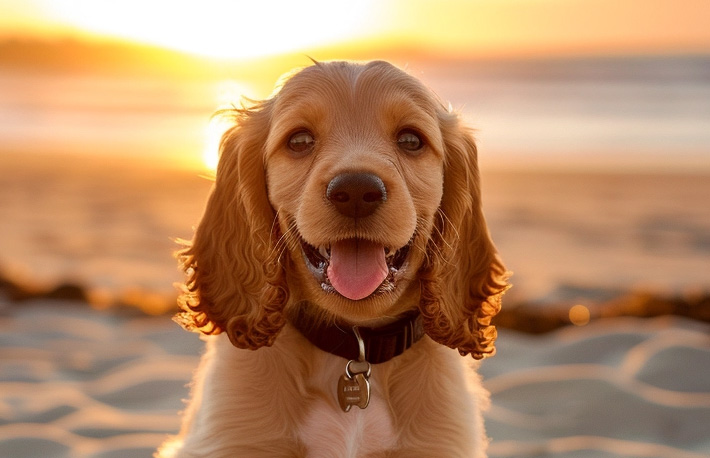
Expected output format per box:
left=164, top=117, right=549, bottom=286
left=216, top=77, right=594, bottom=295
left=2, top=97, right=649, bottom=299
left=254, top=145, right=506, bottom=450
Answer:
left=1, top=302, right=708, bottom=458
left=481, top=317, right=710, bottom=457
left=0, top=301, right=201, bottom=458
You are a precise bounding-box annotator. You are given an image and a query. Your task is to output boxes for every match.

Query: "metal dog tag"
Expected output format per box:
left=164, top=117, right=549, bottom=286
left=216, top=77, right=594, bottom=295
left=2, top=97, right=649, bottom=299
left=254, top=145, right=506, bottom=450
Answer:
left=338, top=371, right=370, bottom=411
left=337, top=326, right=372, bottom=412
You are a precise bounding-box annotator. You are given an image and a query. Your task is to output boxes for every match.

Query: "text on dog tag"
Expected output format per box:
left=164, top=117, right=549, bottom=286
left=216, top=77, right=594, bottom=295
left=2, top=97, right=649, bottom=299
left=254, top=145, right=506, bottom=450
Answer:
left=337, top=372, right=370, bottom=412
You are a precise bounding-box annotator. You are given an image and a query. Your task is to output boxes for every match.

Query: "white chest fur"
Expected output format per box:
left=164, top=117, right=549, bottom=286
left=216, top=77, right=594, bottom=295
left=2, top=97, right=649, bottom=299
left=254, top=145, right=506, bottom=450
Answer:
left=298, top=381, right=397, bottom=458
left=294, top=336, right=398, bottom=457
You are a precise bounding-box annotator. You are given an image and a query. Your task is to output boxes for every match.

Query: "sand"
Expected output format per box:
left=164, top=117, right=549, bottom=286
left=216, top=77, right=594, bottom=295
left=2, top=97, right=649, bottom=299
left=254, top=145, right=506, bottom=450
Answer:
left=1, top=300, right=708, bottom=458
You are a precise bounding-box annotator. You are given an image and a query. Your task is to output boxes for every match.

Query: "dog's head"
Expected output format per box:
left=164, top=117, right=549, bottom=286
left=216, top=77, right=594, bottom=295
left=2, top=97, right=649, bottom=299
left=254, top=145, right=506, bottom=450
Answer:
left=177, top=61, right=508, bottom=359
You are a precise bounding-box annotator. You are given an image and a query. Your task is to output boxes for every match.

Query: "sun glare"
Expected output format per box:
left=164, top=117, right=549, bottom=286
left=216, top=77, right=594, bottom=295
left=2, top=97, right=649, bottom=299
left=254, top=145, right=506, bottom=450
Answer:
left=203, top=116, right=233, bottom=172
left=201, top=79, right=255, bottom=172
left=46, top=0, right=378, bottom=60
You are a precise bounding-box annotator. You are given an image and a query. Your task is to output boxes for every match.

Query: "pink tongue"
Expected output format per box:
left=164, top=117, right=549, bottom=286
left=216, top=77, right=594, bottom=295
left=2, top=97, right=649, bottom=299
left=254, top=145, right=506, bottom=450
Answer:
left=327, top=239, right=388, bottom=300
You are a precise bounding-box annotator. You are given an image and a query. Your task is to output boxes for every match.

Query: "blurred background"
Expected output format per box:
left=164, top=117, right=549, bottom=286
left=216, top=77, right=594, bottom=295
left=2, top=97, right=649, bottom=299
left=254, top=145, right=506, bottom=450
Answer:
left=1, top=0, right=709, bottom=319
left=1, top=3, right=710, bottom=457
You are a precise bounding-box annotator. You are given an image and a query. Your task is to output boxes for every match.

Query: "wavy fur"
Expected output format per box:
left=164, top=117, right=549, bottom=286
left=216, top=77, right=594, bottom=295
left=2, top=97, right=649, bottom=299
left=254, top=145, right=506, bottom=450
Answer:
left=420, top=112, right=509, bottom=359
left=175, top=102, right=289, bottom=349
left=159, top=60, right=509, bottom=458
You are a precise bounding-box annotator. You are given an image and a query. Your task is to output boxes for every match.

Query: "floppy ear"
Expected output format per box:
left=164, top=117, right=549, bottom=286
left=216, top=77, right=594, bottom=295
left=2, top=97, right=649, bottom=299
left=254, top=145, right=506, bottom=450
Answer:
left=175, top=103, right=288, bottom=349
left=420, top=111, right=509, bottom=359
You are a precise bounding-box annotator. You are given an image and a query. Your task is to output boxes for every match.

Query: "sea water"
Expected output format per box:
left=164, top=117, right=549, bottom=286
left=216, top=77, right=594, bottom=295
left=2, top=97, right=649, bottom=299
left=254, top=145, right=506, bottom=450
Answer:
left=1, top=54, right=709, bottom=170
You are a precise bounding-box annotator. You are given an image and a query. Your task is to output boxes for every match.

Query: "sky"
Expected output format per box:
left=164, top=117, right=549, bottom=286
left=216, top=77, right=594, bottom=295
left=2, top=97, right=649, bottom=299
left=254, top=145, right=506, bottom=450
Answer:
left=1, top=0, right=710, bottom=60
left=1, top=0, right=709, bottom=172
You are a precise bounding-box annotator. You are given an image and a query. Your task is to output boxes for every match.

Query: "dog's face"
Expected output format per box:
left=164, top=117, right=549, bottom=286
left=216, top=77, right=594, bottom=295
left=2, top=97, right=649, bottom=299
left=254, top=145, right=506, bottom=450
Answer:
left=178, top=60, right=507, bottom=358
left=264, top=62, right=445, bottom=323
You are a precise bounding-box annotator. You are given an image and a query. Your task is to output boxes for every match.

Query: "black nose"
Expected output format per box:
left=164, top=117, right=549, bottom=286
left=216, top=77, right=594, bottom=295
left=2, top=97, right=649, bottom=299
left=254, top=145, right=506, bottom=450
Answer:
left=326, top=172, right=387, bottom=218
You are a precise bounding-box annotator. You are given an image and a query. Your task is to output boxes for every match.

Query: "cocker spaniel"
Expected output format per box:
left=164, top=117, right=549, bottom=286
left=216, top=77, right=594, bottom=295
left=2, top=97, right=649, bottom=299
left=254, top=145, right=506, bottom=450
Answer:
left=157, top=60, right=508, bottom=458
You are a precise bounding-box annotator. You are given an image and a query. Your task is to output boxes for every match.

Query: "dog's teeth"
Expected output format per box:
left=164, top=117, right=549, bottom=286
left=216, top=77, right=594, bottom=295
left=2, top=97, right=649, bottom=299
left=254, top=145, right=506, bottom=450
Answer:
left=385, top=247, right=395, bottom=258
left=318, top=246, right=330, bottom=259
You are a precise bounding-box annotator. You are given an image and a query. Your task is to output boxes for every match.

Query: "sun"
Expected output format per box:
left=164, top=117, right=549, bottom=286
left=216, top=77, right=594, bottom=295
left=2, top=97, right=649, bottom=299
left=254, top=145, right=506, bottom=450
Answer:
left=47, top=0, right=378, bottom=60
left=200, top=79, right=256, bottom=172
left=202, top=115, right=233, bottom=172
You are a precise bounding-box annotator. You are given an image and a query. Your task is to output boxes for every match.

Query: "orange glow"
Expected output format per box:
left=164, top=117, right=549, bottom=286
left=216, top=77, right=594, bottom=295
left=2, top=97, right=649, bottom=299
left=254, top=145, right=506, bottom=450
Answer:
left=38, top=0, right=380, bottom=60
left=202, top=115, right=232, bottom=173
left=2, top=0, right=709, bottom=60
left=200, top=79, right=255, bottom=172
left=375, top=0, right=710, bottom=57
left=2, top=0, right=709, bottom=173
left=569, top=305, right=591, bottom=327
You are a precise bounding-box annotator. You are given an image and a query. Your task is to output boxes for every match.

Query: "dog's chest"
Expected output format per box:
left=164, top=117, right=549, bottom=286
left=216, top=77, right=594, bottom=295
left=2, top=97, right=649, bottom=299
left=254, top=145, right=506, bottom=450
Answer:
left=298, top=391, right=396, bottom=457
left=296, top=356, right=397, bottom=457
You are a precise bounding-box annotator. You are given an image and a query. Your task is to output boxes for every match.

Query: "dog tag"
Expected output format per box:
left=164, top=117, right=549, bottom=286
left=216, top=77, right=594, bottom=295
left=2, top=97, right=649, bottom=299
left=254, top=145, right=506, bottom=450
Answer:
left=337, top=326, right=372, bottom=412
left=337, top=372, right=370, bottom=412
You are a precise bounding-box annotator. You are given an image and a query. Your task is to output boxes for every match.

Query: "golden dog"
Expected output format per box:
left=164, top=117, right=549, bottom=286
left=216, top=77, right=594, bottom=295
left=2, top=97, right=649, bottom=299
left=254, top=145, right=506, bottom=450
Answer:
left=158, top=60, right=508, bottom=458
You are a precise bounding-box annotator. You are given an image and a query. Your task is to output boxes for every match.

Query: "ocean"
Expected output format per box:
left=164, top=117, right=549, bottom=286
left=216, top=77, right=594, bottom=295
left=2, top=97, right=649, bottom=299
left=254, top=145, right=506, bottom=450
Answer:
left=420, top=55, right=710, bottom=170
left=1, top=54, right=709, bottom=170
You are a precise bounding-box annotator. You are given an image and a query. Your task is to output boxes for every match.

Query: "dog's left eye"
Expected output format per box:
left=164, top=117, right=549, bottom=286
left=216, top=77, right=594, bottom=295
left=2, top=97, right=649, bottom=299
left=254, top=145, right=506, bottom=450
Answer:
left=288, top=131, right=315, bottom=155
left=397, top=130, right=424, bottom=153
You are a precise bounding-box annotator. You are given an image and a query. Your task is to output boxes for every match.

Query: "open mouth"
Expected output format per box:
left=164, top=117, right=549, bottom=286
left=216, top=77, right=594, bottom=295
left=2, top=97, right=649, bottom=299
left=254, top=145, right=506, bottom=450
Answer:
left=300, top=237, right=411, bottom=301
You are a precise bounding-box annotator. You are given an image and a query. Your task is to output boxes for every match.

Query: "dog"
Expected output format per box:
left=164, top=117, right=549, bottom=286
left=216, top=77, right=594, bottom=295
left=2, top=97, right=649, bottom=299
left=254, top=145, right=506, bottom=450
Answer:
left=157, top=60, right=508, bottom=458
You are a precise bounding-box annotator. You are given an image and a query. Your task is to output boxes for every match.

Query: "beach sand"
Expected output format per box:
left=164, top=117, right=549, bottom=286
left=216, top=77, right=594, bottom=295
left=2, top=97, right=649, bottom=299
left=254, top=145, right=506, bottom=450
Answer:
left=1, top=154, right=709, bottom=457
left=0, top=300, right=707, bottom=458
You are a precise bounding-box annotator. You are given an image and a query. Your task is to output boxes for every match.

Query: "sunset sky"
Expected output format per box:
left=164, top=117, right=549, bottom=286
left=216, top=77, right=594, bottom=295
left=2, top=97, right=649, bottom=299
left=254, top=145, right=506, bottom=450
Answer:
left=2, top=0, right=709, bottom=59
left=2, top=0, right=709, bottom=172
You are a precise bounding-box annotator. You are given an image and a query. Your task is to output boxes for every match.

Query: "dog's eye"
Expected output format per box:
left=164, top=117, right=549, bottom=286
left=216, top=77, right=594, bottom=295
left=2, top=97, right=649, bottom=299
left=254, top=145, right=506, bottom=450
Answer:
left=288, top=130, right=315, bottom=155
left=397, top=130, right=424, bottom=153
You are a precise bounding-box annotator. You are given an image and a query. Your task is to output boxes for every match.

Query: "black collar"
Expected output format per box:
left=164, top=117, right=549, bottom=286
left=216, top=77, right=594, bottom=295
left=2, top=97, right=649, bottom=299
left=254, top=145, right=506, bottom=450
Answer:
left=287, top=302, right=425, bottom=364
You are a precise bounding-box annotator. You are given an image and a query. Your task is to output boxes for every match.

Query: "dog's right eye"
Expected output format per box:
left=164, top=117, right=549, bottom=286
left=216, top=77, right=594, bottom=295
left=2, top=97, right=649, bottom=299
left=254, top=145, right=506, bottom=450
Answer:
left=287, top=131, right=315, bottom=155
left=397, top=129, right=424, bottom=154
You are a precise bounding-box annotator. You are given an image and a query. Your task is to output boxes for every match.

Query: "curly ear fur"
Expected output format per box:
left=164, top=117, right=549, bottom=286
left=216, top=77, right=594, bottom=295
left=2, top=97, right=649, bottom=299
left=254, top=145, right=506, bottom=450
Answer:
left=420, top=110, right=510, bottom=360
left=175, top=102, right=288, bottom=349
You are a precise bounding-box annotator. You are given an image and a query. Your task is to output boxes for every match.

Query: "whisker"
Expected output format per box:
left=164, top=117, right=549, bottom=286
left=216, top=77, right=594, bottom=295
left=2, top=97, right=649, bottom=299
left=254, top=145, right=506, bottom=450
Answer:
left=425, top=210, right=457, bottom=269
left=436, top=208, right=460, bottom=251
left=269, top=212, right=299, bottom=265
